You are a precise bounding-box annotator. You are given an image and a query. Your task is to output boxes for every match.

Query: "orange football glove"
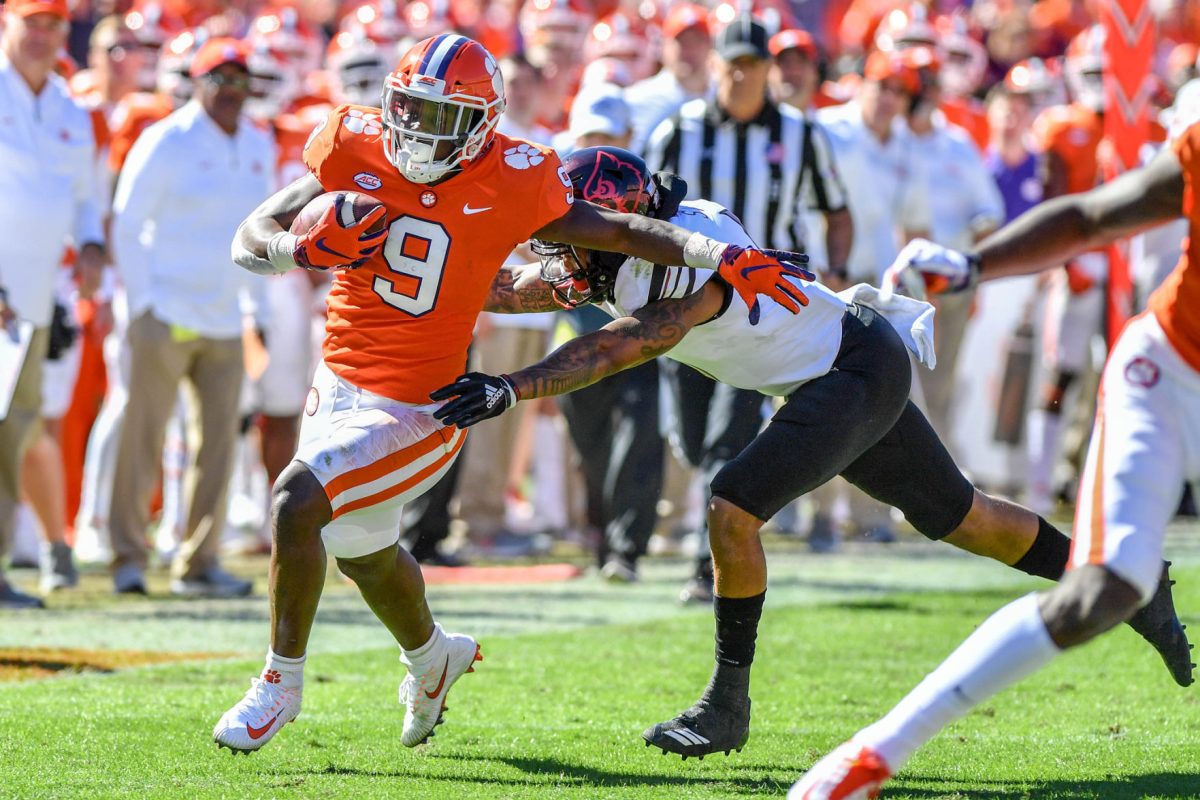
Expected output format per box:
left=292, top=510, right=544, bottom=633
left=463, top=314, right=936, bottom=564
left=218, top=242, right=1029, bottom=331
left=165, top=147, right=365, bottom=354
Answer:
left=716, top=245, right=815, bottom=325
left=294, top=204, right=388, bottom=271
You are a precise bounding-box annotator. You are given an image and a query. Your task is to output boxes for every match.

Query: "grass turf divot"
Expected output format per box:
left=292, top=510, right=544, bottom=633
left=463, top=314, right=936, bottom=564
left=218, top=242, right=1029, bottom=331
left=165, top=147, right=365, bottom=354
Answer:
left=0, top=647, right=232, bottom=682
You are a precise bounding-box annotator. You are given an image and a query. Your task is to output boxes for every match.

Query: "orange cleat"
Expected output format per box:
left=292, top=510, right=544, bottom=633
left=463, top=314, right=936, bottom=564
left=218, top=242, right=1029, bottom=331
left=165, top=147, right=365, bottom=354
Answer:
left=788, top=741, right=892, bottom=800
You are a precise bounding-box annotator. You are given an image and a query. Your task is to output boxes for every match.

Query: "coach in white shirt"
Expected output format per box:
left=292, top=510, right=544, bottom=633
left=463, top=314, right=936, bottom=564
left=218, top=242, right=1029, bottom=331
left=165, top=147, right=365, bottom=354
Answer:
left=108, top=37, right=274, bottom=597
left=818, top=50, right=932, bottom=285
left=905, top=53, right=1004, bottom=446
left=0, top=0, right=105, bottom=609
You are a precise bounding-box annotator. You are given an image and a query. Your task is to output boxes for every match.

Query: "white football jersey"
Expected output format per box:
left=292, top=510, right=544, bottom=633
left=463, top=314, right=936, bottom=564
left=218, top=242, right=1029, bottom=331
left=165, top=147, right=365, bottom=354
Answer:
left=599, top=200, right=848, bottom=396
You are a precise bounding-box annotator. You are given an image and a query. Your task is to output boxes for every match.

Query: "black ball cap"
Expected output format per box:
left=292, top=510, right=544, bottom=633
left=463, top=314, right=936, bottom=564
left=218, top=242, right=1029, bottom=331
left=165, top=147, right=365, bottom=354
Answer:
left=716, top=15, right=769, bottom=61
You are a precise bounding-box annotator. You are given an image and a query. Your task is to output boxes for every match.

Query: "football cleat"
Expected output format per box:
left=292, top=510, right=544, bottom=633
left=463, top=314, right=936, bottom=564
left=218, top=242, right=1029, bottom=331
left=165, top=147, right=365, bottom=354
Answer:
left=399, top=628, right=482, bottom=747
left=788, top=741, right=892, bottom=800
left=1126, top=561, right=1195, bottom=687
left=213, top=673, right=302, bottom=754
left=642, top=696, right=749, bottom=759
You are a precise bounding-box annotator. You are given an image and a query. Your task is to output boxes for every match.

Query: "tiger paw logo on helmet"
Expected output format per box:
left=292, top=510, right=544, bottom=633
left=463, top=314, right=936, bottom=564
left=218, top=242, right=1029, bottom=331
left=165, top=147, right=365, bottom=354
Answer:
left=504, top=143, right=545, bottom=170
left=342, top=109, right=382, bottom=136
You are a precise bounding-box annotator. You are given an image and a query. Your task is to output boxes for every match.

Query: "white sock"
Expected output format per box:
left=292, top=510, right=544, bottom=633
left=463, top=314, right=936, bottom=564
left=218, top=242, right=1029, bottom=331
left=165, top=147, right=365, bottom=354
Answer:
left=856, top=593, right=1060, bottom=770
left=264, top=649, right=306, bottom=689
left=402, top=623, right=446, bottom=664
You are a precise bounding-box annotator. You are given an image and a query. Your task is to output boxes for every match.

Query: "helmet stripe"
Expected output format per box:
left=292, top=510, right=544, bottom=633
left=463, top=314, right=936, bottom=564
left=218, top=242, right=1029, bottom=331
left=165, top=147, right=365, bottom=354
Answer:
left=433, top=36, right=470, bottom=80
left=418, top=33, right=449, bottom=75
left=421, top=34, right=466, bottom=80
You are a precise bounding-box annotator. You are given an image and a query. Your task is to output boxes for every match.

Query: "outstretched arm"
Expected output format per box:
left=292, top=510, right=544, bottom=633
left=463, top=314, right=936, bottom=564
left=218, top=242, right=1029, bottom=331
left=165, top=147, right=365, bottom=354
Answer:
left=883, top=145, right=1187, bottom=297
left=535, top=201, right=814, bottom=325
left=975, top=144, right=1185, bottom=281
left=431, top=281, right=724, bottom=428
left=512, top=281, right=721, bottom=398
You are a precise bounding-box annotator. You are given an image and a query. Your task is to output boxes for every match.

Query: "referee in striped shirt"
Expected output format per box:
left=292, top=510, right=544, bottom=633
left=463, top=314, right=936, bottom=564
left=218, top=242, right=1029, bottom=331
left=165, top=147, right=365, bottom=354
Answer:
left=644, top=14, right=852, bottom=283
left=643, top=16, right=853, bottom=603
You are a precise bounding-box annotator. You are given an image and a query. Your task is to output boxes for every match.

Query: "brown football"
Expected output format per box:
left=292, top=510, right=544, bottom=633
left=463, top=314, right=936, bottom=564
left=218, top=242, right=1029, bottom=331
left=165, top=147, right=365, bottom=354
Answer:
left=290, top=191, right=387, bottom=236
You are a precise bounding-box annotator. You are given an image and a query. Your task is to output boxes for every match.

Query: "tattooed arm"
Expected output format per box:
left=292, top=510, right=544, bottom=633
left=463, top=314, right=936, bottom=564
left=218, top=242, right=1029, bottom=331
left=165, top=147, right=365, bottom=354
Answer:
left=483, top=263, right=562, bottom=313
left=431, top=280, right=724, bottom=428
left=509, top=280, right=724, bottom=399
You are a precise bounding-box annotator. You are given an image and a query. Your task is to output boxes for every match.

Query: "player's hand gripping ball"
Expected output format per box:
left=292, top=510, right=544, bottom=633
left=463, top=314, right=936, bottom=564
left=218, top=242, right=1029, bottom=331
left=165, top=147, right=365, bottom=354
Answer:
left=289, top=191, right=388, bottom=271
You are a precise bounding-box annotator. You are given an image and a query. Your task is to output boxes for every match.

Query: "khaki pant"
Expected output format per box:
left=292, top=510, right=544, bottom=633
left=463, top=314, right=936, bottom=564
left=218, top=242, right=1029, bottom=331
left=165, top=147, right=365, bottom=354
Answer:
left=108, top=312, right=243, bottom=579
left=457, top=326, right=551, bottom=536
left=918, top=288, right=974, bottom=453
left=0, top=327, right=48, bottom=568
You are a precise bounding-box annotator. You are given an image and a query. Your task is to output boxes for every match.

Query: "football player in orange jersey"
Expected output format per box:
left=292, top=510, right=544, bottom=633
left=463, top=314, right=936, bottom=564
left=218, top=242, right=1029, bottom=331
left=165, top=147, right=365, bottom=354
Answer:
left=216, top=33, right=810, bottom=755
left=798, top=120, right=1200, bottom=800
left=1024, top=24, right=1109, bottom=516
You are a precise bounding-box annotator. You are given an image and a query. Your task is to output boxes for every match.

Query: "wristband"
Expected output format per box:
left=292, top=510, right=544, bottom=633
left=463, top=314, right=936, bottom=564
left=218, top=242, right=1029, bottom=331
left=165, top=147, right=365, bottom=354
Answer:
left=966, top=253, right=982, bottom=286
left=266, top=231, right=301, bottom=272
left=499, top=373, right=520, bottom=404
left=683, top=232, right=729, bottom=270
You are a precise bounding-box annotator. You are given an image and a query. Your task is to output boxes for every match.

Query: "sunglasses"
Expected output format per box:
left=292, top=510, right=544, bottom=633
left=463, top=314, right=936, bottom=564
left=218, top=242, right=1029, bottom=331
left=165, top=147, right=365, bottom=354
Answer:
left=206, top=72, right=252, bottom=91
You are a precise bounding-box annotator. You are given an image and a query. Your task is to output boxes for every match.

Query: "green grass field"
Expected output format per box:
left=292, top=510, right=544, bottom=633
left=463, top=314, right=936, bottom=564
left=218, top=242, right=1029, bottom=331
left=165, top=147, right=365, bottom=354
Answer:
left=2, top=536, right=1199, bottom=799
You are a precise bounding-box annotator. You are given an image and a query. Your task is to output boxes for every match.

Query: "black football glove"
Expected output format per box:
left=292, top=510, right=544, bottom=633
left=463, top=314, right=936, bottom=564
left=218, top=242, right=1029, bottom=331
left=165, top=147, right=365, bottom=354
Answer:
left=430, top=372, right=519, bottom=428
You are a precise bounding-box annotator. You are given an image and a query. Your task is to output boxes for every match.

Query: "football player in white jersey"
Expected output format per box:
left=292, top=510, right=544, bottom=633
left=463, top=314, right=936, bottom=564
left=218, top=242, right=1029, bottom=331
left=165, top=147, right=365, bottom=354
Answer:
left=430, top=147, right=1192, bottom=759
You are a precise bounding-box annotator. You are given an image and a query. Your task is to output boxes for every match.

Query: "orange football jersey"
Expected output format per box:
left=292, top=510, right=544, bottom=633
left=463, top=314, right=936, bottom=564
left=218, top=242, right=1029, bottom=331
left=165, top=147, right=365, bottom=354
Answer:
left=108, top=92, right=174, bottom=173
left=1151, top=122, right=1200, bottom=372
left=275, top=103, right=332, bottom=187
left=939, top=96, right=989, bottom=153
left=1032, top=102, right=1103, bottom=195
left=303, top=104, right=574, bottom=403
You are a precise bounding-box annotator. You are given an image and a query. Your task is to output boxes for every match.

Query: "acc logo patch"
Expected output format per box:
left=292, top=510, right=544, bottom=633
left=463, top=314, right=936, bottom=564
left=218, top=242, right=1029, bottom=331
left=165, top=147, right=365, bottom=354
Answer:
left=305, top=387, right=319, bottom=416
left=504, top=143, right=545, bottom=170
left=420, top=190, right=438, bottom=208
left=354, top=171, right=383, bottom=190
left=1124, top=356, right=1161, bottom=388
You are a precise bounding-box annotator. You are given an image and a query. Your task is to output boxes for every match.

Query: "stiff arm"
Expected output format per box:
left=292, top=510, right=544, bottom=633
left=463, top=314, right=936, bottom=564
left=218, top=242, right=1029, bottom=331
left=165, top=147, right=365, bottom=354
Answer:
left=976, top=145, right=1186, bottom=282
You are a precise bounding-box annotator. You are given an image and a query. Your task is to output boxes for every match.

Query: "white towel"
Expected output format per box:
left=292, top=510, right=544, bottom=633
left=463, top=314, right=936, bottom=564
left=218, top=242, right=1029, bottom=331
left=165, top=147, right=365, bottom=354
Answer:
left=837, top=283, right=938, bottom=370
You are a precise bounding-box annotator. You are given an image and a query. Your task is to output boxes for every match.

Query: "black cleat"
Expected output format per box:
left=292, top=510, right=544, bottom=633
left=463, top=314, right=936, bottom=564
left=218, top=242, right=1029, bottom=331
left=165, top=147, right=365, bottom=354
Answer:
left=642, top=697, right=750, bottom=759
left=1126, top=561, right=1195, bottom=687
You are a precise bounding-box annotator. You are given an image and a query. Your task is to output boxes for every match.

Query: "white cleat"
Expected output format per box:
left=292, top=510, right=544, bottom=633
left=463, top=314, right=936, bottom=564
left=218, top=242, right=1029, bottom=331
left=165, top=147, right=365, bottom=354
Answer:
left=213, top=671, right=302, bottom=754
left=789, top=741, right=892, bottom=800
left=399, top=627, right=482, bottom=747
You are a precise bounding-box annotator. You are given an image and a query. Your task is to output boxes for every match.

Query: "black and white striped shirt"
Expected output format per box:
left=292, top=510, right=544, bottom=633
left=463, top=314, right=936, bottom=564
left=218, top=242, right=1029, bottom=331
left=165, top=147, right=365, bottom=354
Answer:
left=644, top=97, right=846, bottom=254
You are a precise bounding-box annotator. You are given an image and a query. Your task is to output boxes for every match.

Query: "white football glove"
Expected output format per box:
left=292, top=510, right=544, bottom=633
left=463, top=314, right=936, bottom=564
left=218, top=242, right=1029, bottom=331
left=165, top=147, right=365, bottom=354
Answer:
left=880, top=238, right=979, bottom=302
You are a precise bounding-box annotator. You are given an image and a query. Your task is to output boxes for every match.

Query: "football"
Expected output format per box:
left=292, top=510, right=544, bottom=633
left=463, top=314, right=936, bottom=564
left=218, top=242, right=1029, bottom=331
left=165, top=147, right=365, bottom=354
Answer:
left=290, top=191, right=387, bottom=237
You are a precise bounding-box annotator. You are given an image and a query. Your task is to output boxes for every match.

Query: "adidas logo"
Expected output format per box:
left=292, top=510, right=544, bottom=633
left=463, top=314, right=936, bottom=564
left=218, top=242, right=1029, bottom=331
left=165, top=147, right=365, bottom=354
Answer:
left=662, top=727, right=710, bottom=747
left=484, top=384, right=505, bottom=409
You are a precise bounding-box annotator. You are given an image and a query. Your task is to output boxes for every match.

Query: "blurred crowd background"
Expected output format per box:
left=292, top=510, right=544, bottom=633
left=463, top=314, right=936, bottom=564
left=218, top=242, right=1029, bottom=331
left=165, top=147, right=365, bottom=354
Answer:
left=1, top=0, right=1198, bottom=608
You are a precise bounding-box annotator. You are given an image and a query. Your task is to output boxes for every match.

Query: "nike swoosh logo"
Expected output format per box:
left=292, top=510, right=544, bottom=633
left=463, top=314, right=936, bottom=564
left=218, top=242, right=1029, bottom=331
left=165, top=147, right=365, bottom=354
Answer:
left=314, top=238, right=352, bottom=259
left=246, top=716, right=278, bottom=740
left=424, top=657, right=450, bottom=699
left=462, top=204, right=492, bottom=215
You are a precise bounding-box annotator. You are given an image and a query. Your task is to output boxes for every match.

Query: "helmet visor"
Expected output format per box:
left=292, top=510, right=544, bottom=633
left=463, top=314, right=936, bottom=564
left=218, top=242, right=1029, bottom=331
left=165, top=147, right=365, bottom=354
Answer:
left=386, top=89, right=483, bottom=138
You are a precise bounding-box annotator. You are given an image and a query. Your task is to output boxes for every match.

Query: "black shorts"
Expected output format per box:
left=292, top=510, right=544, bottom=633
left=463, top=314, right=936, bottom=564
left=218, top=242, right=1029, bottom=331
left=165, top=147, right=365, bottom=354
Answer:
left=709, top=304, right=975, bottom=540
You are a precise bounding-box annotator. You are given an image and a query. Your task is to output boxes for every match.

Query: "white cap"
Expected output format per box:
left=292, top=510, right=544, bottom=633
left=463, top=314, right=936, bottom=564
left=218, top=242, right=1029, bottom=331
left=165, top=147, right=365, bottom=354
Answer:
left=568, top=82, right=631, bottom=140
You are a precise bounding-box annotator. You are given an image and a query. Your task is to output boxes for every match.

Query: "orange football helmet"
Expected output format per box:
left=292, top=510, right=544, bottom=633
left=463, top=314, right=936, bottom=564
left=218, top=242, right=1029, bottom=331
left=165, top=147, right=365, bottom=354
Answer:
left=382, top=34, right=506, bottom=184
